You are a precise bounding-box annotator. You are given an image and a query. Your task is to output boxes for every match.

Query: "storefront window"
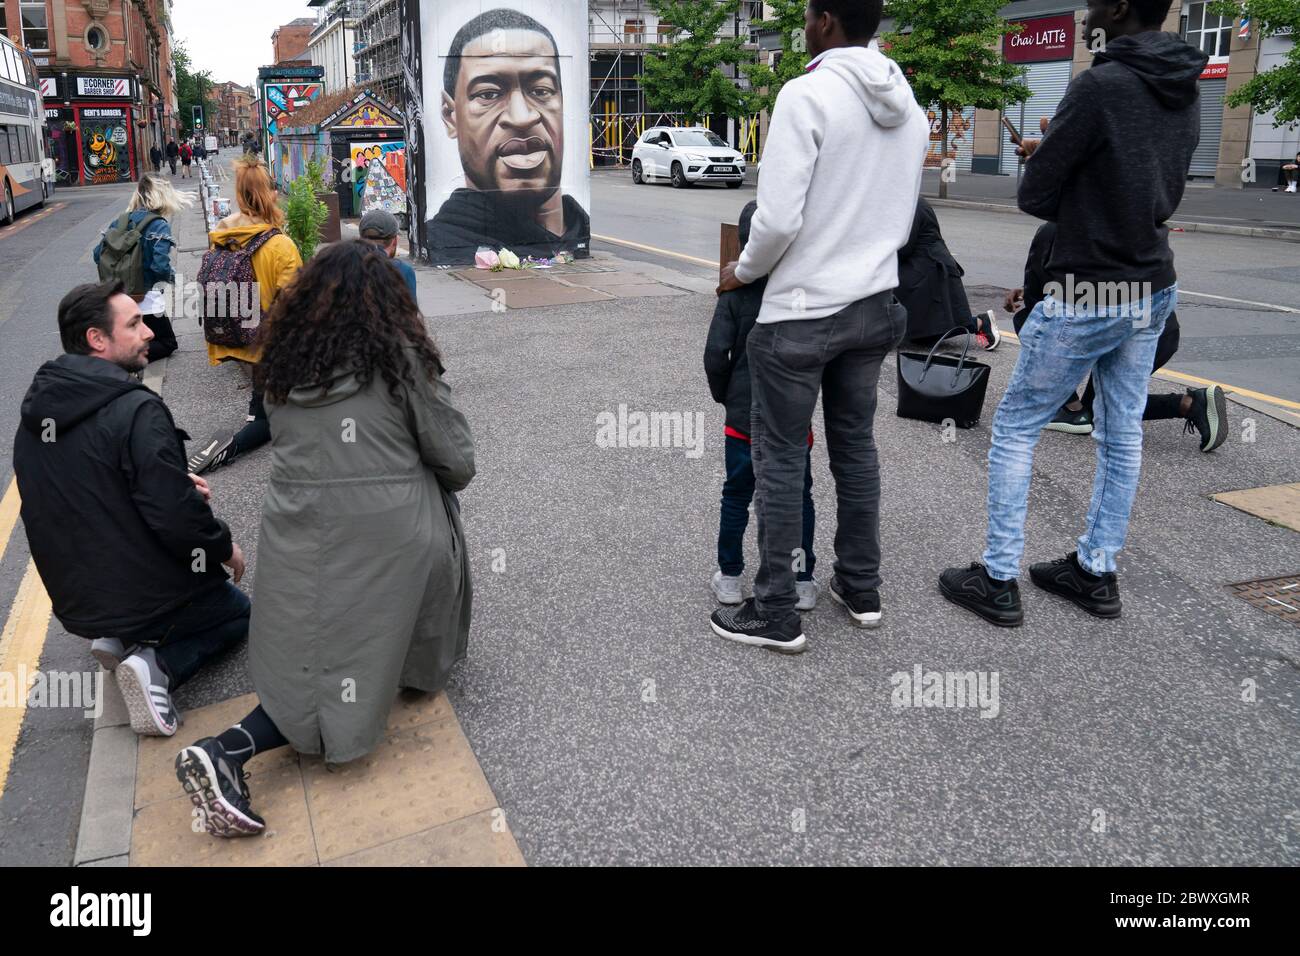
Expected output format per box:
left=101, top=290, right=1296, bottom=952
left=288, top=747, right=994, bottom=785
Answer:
left=1182, top=2, right=1233, bottom=58
left=21, top=1, right=49, bottom=52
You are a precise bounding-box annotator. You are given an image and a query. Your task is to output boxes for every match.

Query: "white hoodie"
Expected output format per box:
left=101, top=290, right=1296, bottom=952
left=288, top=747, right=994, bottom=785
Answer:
left=735, top=46, right=929, bottom=324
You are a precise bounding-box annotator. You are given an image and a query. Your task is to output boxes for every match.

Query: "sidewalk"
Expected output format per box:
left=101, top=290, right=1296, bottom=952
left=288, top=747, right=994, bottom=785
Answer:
left=73, top=166, right=1300, bottom=865
left=920, top=168, right=1300, bottom=240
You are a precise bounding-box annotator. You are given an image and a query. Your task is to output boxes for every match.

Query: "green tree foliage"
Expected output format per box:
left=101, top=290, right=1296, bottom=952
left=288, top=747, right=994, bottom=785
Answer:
left=283, top=158, right=329, bottom=261
left=173, top=41, right=220, bottom=140
left=1210, top=0, right=1300, bottom=125
left=642, top=1, right=755, bottom=123
left=884, top=0, right=1031, bottom=196
left=741, top=0, right=809, bottom=115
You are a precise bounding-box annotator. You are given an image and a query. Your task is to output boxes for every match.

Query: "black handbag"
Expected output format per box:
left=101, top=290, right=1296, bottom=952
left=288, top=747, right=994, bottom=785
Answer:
left=896, top=327, right=991, bottom=429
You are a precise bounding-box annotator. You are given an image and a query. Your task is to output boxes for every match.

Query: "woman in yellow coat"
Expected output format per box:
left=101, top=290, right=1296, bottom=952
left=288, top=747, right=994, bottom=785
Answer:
left=189, top=156, right=303, bottom=474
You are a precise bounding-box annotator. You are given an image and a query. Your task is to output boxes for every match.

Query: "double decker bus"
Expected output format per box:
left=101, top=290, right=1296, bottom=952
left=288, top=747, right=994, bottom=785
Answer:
left=0, top=31, right=51, bottom=225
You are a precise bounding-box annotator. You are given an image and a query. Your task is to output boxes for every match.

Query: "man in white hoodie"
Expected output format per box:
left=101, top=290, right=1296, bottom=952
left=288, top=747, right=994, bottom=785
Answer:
left=709, top=0, right=929, bottom=654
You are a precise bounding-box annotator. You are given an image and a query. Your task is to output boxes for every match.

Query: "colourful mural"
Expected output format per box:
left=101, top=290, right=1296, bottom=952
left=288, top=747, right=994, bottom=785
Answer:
left=79, top=107, right=133, bottom=185
left=264, top=83, right=324, bottom=138
left=350, top=141, right=406, bottom=217
left=336, top=102, right=401, bottom=128
left=276, top=137, right=328, bottom=192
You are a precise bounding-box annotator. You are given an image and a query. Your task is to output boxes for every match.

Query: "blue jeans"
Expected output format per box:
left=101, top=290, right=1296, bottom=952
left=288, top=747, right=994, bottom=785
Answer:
left=983, top=283, right=1177, bottom=580
left=718, top=435, right=815, bottom=581
left=108, top=581, right=249, bottom=688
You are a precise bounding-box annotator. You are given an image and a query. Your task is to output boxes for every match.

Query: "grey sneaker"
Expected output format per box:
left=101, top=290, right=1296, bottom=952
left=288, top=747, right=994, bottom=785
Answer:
left=115, top=647, right=178, bottom=736
left=795, top=578, right=819, bottom=611
left=176, top=737, right=266, bottom=837
left=711, top=571, right=743, bottom=605
left=90, top=637, right=128, bottom=671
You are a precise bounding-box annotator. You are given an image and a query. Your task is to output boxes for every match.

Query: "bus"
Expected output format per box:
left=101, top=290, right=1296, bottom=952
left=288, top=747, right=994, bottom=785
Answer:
left=0, top=31, right=52, bottom=225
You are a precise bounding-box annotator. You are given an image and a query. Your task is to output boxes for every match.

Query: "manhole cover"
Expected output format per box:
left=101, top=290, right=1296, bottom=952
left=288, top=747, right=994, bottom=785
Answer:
left=546, top=262, right=615, bottom=275
left=1228, top=574, right=1300, bottom=628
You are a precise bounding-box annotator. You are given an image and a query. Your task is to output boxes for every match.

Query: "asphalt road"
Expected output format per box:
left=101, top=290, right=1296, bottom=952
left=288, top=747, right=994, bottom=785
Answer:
left=589, top=168, right=1300, bottom=405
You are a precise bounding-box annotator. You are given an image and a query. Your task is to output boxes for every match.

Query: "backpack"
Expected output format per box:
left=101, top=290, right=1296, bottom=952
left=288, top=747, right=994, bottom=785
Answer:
left=197, top=228, right=281, bottom=348
left=97, top=213, right=163, bottom=295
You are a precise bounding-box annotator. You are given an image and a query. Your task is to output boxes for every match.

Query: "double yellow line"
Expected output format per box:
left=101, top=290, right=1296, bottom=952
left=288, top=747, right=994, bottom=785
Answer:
left=0, top=478, right=54, bottom=798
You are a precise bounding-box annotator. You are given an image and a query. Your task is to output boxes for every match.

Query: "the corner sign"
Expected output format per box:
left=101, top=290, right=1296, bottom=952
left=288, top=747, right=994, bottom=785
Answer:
left=1004, top=14, right=1076, bottom=63
left=76, top=76, right=130, bottom=97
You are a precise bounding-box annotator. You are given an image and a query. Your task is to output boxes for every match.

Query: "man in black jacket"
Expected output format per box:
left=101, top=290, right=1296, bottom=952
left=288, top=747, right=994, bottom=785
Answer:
left=13, top=281, right=248, bottom=736
left=941, top=0, right=1207, bottom=628
left=165, top=138, right=179, bottom=175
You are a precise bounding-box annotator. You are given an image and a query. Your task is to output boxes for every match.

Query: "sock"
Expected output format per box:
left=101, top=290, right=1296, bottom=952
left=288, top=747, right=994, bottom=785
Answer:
left=1143, top=392, right=1186, bottom=421
left=216, top=705, right=288, bottom=762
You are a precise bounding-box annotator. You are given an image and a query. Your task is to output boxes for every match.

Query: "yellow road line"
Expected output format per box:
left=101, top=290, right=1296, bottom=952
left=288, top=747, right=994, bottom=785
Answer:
left=0, top=478, right=19, bottom=565
left=591, top=233, right=718, bottom=268
left=0, top=560, right=54, bottom=797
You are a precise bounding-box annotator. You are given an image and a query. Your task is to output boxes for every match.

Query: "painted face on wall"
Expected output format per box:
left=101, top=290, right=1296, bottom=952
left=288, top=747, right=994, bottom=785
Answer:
left=440, top=27, right=563, bottom=203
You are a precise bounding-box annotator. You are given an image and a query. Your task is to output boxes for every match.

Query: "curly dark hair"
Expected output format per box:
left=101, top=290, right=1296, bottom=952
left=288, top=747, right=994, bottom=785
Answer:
left=254, top=240, right=443, bottom=404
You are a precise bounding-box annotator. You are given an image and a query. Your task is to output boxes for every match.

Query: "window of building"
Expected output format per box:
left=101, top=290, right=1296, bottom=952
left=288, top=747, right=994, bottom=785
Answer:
left=21, top=1, right=49, bottom=52
left=1182, top=2, right=1232, bottom=58
left=624, top=18, right=644, bottom=43
left=87, top=25, right=109, bottom=54
left=0, top=8, right=7, bottom=34
left=657, top=23, right=675, bottom=43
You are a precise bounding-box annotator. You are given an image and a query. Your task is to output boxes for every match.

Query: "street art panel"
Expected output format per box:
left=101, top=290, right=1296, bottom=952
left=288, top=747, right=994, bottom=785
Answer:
left=400, top=0, right=590, bottom=265
left=264, top=83, right=324, bottom=138
left=79, top=107, right=132, bottom=185
left=350, top=141, right=407, bottom=218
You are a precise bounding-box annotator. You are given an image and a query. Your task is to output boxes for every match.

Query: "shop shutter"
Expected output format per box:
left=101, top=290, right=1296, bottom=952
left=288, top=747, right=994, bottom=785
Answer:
left=1000, top=59, right=1073, bottom=175
left=1189, top=78, right=1225, bottom=177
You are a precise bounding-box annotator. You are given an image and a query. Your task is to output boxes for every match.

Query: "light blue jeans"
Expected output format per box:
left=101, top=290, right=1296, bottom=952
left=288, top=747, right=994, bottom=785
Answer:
left=983, top=283, right=1177, bottom=580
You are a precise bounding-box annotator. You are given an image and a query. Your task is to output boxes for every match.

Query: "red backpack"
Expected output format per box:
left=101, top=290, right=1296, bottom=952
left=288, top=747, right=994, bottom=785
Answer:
left=197, top=229, right=280, bottom=348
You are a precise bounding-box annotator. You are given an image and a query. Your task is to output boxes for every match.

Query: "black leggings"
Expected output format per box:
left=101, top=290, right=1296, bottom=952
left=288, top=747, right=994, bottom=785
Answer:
left=231, top=389, right=271, bottom=454
left=217, top=704, right=288, bottom=763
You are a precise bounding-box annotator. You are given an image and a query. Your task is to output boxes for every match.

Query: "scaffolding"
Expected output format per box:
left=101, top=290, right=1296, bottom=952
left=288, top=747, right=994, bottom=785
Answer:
left=354, top=0, right=402, bottom=105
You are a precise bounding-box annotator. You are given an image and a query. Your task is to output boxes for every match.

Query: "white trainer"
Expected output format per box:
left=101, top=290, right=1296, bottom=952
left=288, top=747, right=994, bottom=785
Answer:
left=711, top=571, right=744, bottom=605
left=795, top=578, right=819, bottom=611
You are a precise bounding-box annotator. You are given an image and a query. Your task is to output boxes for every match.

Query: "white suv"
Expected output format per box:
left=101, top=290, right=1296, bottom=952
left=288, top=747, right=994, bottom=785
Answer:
left=631, top=126, right=745, bottom=189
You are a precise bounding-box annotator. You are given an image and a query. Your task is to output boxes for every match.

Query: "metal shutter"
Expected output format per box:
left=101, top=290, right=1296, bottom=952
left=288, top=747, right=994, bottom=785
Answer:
left=1189, top=78, right=1225, bottom=177
left=1000, top=59, right=1073, bottom=175
left=924, top=104, right=974, bottom=172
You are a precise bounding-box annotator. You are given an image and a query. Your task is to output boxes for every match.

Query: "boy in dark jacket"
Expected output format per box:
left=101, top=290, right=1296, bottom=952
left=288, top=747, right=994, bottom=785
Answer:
left=704, top=201, right=818, bottom=611
left=942, top=0, right=1209, bottom=628
left=12, top=281, right=248, bottom=738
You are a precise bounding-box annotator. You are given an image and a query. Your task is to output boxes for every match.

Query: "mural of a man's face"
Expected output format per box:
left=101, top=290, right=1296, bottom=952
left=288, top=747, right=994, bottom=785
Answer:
left=441, top=27, right=564, bottom=204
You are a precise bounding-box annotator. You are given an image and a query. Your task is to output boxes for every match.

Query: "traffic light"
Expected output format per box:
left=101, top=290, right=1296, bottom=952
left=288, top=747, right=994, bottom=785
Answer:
left=192, top=105, right=203, bottom=129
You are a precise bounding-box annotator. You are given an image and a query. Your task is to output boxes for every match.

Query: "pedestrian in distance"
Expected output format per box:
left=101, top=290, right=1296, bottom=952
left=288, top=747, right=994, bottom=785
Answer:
left=188, top=155, right=303, bottom=475
left=1004, top=222, right=1227, bottom=450
left=12, top=280, right=248, bottom=738
left=179, top=140, right=193, bottom=178
left=175, top=240, right=476, bottom=837
left=165, top=138, right=179, bottom=175
left=711, top=0, right=928, bottom=654
left=1280, top=151, right=1299, bottom=193
left=149, top=143, right=163, bottom=173
left=195, top=139, right=208, bottom=163
left=940, top=0, right=1209, bottom=628
left=358, top=208, right=418, bottom=301
left=93, top=173, right=193, bottom=363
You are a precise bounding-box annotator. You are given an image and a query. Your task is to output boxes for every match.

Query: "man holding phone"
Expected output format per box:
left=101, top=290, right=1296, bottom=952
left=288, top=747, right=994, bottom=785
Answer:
left=941, top=0, right=1208, bottom=627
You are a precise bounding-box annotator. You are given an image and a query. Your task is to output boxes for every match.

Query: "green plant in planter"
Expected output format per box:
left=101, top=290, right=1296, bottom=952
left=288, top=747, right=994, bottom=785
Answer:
left=282, top=158, right=329, bottom=260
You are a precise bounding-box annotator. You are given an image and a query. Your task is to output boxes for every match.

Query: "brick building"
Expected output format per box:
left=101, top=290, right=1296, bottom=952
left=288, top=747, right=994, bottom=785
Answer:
left=1, top=0, right=178, bottom=187
left=214, top=80, right=254, bottom=148
left=272, top=17, right=315, bottom=66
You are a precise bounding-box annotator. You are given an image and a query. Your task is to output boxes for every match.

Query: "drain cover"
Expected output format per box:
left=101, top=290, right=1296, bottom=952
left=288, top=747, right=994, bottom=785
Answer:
left=1228, top=574, right=1300, bottom=628
left=547, top=262, right=615, bottom=275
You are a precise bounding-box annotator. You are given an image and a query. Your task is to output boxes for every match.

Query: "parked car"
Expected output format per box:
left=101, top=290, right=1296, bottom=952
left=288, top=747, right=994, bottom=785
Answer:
left=631, top=126, right=745, bottom=189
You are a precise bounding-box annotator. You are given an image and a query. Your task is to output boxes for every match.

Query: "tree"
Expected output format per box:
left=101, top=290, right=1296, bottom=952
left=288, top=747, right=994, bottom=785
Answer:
left=641, top=1, right=756, bottom=125
left=741, top=0, right=809, bottom=116
left=884, top=0, right=1031, bottom=197
left=173, top=41, right=220, bottom=141
left=1210, top=0, right=1300, bottom=126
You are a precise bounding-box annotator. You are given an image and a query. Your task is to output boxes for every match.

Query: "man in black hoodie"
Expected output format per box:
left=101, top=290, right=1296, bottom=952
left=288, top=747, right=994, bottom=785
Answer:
left=941, top=0, right=1207, bottom=627
left=13, top=281, right=248, bottom=737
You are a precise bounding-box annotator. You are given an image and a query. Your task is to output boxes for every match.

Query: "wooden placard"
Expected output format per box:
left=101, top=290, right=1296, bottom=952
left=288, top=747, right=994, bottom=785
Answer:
left=719, top=222, right=740, bottom=274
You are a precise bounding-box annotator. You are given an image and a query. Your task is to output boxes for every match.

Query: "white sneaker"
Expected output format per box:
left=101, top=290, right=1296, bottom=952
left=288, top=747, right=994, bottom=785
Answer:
left=90, top=637, right=128, bottom=671
left=115, top=648, right=179, bottom=736
left=711, top=571, right=743, bottom=605
left=1288, top=182, right=1297, bottom=193
left=795, top=578, right=819, bottom=611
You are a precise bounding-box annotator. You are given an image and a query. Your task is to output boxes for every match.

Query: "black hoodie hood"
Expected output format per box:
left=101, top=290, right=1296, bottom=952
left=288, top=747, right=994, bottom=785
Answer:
left=1093, top=31, right=1209, bottom=110
left=20, top=354, right=149, bottom=436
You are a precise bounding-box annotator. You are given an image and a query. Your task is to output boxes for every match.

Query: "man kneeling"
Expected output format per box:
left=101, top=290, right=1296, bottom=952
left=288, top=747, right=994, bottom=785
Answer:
left=13, top=280, right=248, bottom=736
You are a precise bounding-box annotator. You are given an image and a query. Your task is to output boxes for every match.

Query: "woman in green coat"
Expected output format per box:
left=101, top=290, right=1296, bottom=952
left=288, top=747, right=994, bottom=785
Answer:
left=174, top=241, right=475, bottom=837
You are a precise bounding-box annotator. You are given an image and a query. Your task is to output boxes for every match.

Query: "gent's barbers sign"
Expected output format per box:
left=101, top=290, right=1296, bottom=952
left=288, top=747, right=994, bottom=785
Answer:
left=1003, top=14, right=1076, bottom=63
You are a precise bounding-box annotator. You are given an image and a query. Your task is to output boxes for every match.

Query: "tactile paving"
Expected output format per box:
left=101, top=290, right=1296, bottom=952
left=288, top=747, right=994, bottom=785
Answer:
left=324, top=809, right=525, bottom=867
left=1213, top=483, right=1300, bottom=533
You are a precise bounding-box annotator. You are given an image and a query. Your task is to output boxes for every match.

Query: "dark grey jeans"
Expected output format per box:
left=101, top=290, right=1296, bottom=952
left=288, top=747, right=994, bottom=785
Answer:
left=747, top=291, right=906, bottom=618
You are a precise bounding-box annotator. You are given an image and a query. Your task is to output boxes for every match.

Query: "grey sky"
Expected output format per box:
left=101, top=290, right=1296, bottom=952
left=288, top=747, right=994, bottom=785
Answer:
left=171, top=0, right=318, bottom=90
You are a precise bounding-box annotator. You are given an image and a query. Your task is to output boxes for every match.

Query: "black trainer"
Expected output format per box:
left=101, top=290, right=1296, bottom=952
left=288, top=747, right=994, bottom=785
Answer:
left=1029, top=553, right=1121, bottom=618
left=829, top=576, right=882, bottom=628
left=710, top=598, right=806, bottom=654
left=175, top=737, right=266, bottom=837
left=1183, top=385, right=1227, bottom=452
left=938, top=562, right=1023, bottom=627
left=1044, top=404, right=1093, bottom=434
left=187, top=433, right=238, bottom=475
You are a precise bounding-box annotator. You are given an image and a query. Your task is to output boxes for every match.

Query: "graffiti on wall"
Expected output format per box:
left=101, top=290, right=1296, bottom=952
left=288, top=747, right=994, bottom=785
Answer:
left=924, top=107, right=974, bottom=168
left=350, top=141, right=407, bottom=217
left=337, top=103, right=400, bottom=128
left=277, top=139, right=327, bottom=190
left=80, top=108, right=132, bottom=185
left=264, top=83, right=323, bottom=138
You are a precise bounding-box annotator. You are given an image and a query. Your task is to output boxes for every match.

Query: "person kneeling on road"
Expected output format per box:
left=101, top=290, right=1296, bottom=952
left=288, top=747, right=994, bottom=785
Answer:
left=12, top=280, right=248, bottom=738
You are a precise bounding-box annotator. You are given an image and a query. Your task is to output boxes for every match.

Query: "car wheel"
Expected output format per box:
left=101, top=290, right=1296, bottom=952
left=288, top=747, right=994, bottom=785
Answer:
left=726, top=180, right=742, bottom=189
left=632, top=159, right=643, bottom=184
left=671, top=162, right=686, bottom=189
left=1, top=183, right=13, bottom=226
left=36, top=179, right=47, bottom=207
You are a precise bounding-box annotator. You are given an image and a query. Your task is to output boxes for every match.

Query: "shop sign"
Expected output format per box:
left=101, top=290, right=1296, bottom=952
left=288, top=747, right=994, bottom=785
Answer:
left=77, top=76, right=131, bottom=97
left=1004, top=14, right=1076, bottom=63
left=1201, top=61, right=1229, bottom=79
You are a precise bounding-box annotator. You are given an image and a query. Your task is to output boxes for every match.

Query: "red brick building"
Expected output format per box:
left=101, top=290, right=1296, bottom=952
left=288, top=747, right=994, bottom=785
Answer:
left=214, top=80, right=254, bottom=148
left=1, top=0, right=178, bottom=186
left=272, top=17, right=315, bottom=66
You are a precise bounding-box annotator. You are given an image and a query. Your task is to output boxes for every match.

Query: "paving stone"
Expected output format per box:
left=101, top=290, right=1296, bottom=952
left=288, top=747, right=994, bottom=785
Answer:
left=598, top=283, right=688, bottom=299
left=1212, top=482, right=1300, bottom=533
left=72, top=725, right=137, bottom=866
left=324, top=809, right=525, bottom=867
left=490, top=277, right=614, bottom=309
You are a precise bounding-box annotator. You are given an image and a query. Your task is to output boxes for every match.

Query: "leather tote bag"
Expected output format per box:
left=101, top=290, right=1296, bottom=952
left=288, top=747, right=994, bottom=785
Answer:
left=896, top=327, right=991, bottom=429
